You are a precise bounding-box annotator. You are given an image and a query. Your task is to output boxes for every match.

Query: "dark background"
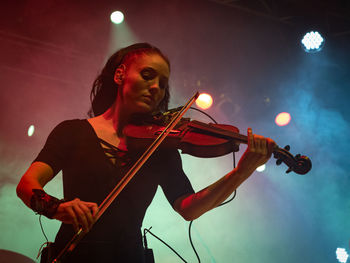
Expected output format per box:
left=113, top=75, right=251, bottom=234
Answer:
left=0, top=0, right=349, bottom=262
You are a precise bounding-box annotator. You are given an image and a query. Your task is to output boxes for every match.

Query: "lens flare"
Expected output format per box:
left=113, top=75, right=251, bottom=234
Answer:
left=275, top=112, right=291, bottom=126
left=256, top=164, right=266, bottom=172
left=196, top=93, right=213, bottom=110
left=336, top=248, right=349, bottom=263
left=27, top=125, right=35, bottom=137
left=301, top=31, right=324, bottom=53
left=110, top=11, right=124, bottom=24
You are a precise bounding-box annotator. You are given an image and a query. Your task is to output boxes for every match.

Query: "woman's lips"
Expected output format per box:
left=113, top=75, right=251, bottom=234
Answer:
left=142, top=95, right=153, bottom=104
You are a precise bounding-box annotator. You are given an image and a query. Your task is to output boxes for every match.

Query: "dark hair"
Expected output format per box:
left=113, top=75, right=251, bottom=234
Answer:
left=88, top=43, right=171, bottom=117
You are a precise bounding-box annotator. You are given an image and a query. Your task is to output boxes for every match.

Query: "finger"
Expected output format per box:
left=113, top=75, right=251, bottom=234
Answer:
left=247, top=128, right=254, bottom=151
left=65, top=206, right=79, bottom=232
left=72, top=202, right=89, bottom=232
left=253, top=135, right=262, bottom=153
left=253, top=134, right=263, bottom=154
left=78, top=203, right=94, bottom=228
left=79, top=203, right=93, bottom=227
left=259, top=136, right=268, bottom=155
left=267, top=138, right=276, bottom=157
left=86, top=202, right=99, bottom=218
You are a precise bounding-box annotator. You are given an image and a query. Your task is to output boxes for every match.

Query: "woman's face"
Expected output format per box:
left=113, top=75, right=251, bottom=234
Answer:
left=116, top=53, right=170, bottom=115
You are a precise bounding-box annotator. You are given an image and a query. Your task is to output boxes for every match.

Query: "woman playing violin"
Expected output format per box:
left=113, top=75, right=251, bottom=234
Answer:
left=16, top=43, right=276, bottom=262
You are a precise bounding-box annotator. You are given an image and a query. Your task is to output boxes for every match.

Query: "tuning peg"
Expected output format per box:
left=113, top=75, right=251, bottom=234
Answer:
left=285, top=167, right=292, bottom=173
left=276, top=159, right=283, bottom=165
left=284, top=145, right=290, bottom=151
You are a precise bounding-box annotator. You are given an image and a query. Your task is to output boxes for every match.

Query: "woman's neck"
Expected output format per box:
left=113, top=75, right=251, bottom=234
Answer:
left=101, top=102, right=155, bottom=138
left=101, top=103, right=130, bottom=137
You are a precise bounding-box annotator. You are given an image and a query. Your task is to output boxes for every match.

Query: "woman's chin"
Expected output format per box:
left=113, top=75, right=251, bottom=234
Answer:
left=134, top=102, right=155, bottom=114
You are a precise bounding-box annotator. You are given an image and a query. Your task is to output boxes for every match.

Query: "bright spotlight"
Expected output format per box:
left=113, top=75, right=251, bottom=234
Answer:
left=275, top=112, right=291, bottom=127
left=27, top=125, right=35, bottom=137
left=301, top=31, right=324, bottom=53
left=336, top=248, right=349, bottom=263
left=110, top=11, right=124, bottom=24
left=256, top=164, right=266, bottom=172
left=195, top=93, right=213, bottom=110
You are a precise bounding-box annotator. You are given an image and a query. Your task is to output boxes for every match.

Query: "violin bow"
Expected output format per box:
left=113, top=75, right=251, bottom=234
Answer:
left=52, top=92, right=200, bottom=263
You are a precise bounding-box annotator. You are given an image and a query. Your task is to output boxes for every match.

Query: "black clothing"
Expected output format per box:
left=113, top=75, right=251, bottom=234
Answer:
left=34, top=119, right=195, bottom=262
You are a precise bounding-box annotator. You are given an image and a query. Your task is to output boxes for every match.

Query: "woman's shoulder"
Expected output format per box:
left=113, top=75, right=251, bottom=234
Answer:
left=49, top=119, right=90, bottom=136
left=54, top=118, right=88, bottom=129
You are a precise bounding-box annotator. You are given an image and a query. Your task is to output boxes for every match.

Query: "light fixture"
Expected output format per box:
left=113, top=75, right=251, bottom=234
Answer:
left=301, top=31, right=325, bottom=53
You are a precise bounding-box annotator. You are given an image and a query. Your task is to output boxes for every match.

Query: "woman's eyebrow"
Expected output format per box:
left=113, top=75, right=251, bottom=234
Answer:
left=144, top=66, right=168, bottom=77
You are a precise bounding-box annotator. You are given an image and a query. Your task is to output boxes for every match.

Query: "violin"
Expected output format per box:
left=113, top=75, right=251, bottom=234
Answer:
left=124, top=110, right=312, bottom=175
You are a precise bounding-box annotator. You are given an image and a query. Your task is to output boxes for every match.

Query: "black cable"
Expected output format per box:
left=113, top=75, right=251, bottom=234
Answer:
left=143, top=227, right=150, bottom=249
left=188, top=221, right=201, bottom=263
left=145, top=107, right=238, bottom=263
left=217, top=190, right=237, bottom=207
left=36, top=215, right=51, bottom=260
left=217, top=151, right=237, bottom=207
left=144, top=227, right=188, bottom=263
left=186, top=107, right=238, bottom=262
left=189, top=107, right=218, bottom=124
left=39, top=215, right=49, bottom=243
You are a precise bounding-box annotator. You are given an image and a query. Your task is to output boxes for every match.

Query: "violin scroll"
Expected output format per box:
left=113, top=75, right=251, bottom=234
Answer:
left=273, top=145, right=312, bottom=175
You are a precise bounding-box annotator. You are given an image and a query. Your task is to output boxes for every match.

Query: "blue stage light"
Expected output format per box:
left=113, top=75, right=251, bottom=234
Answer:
left=336, top=248, right=349, bottom=263
left=301, top=31, right=324, bottom=53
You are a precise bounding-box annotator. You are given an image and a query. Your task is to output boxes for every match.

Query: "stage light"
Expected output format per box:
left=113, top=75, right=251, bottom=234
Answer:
left=27, top=125, right=35, bottom=137
left=110, top=11, right=124, bottom=24
left=275, top=112, right=291, bottom=126
left=195, top=93, right=213, bottom=110
left=256, top=164, right=266, bottom=172
left=301, top=31, right=324, bottom=53
left=336, top=248, right=349, bottom=263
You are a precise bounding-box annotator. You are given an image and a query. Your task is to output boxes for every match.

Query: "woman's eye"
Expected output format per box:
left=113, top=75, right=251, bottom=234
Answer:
left=141, top=68, right=168, bottom=89
left=141, top=69, right=156, bottom=80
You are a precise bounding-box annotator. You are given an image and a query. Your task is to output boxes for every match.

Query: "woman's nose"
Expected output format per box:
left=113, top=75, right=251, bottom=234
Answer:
left=149, top=78, right=161, bottom=94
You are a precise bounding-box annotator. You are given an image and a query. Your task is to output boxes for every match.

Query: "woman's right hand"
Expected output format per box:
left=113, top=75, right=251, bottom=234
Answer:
left=53, top=198, right=99, bottom=233
left=16, top=162, right=99, bottom=232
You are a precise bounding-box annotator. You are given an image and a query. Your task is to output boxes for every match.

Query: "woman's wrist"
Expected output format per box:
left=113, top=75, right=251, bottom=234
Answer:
left=29, top=189, right=65, bottom=219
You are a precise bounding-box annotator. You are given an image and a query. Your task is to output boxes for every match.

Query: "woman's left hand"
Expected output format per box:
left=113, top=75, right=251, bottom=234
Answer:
left=236, top=128, right=276, bottom=174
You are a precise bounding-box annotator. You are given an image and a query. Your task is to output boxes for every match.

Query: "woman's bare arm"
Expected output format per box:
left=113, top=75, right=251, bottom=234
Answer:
left=16, top=162, right=98, bottom=232
left=173, top=128, right=276, bottom=221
